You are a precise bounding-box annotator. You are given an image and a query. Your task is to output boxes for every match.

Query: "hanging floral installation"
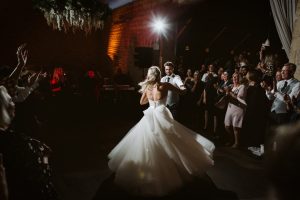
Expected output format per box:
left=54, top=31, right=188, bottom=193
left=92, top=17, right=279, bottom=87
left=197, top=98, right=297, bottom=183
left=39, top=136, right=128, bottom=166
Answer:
left=32, top=0, right=111, bottom=34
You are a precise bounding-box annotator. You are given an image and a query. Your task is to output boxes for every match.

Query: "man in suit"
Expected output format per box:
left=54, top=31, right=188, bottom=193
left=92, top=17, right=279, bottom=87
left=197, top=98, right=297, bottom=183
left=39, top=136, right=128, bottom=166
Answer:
left=161, top=61, right=186, bottom=120
left=267, top=63, right=300, bottom=125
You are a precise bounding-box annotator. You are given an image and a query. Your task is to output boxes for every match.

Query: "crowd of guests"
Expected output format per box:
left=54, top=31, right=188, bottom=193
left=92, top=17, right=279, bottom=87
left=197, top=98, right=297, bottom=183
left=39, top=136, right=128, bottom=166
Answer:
left=0, top=44, right=136, bottom=200
left=142, top=51, right=300, bottom=199
left=161, top=55, right=300, bottom=200
left=1, top=41, right=300, bottom=199
left=0, top=44, right=59, bottom=200
left=173, top=45, right=300, bottom=156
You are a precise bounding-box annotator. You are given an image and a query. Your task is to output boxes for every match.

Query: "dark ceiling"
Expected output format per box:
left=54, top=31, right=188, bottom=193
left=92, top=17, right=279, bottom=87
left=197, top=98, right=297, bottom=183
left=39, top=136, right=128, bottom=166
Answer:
left=173, top=0, right=282, bottom=67
left=0, top=0, right=282, bottom=69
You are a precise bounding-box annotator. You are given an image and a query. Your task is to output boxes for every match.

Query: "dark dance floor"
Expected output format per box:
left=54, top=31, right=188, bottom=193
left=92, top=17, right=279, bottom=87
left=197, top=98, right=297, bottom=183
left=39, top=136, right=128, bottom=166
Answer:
left=32, top=92, right=267, bottom=200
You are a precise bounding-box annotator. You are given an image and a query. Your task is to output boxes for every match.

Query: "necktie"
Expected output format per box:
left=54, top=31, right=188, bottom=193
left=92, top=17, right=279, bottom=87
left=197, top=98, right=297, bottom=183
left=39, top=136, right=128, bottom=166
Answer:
left=281, top=81, right=288, bottom=93
left=166, top=77, right=170, bottom=82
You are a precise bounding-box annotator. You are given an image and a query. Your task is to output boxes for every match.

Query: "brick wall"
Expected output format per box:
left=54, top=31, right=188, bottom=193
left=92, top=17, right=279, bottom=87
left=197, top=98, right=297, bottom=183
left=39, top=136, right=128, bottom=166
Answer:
left=107, top=0, right=176, bottom=83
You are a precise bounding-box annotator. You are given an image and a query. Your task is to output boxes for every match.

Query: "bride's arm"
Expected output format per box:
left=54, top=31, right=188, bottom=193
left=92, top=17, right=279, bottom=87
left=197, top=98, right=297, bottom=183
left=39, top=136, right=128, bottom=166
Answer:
left=140, top=90, right=149, bottom=105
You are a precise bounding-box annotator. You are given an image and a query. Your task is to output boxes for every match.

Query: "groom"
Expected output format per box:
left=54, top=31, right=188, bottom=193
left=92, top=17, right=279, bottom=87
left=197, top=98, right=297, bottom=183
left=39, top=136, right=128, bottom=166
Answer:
left=161, top=61, right=186, bottom=120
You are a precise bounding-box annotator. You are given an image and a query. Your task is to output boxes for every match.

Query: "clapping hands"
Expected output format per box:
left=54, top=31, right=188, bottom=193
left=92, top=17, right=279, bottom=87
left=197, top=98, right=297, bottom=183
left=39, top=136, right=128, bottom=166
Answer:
left=224, top=86, right=232, bottom=95
left=28, top=70, right=45, bottom=87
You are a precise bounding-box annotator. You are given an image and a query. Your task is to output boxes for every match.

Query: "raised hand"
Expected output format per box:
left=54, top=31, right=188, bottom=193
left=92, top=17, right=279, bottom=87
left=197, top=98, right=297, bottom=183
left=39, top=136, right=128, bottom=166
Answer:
left=21, top=49, right=28, bottom=66
left=28, top=71, right=43, bottom=87
left=9, top=43, right=28, bottom=81
left=224, top=86, right=231, bottom=95
left=16, top=43, right=26, bottom=54
left=16, top=43, right=27, bottom=65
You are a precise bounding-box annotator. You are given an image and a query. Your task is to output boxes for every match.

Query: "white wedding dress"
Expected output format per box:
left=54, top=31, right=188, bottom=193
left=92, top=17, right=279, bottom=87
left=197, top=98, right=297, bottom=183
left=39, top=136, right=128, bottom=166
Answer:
left=108, top=97, right=215, bottom=196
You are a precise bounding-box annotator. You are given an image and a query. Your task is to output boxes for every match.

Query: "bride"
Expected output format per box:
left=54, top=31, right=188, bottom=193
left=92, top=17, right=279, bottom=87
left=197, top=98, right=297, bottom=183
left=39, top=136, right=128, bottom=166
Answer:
left=108, top=66, right=215, bottom=196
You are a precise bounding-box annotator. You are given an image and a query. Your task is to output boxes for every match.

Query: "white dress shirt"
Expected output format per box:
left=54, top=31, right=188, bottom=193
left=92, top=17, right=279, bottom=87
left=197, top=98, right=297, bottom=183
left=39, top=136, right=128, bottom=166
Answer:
left=201, top=72, right=218, bottom=82
left=267, top=78, right=300, bottom=113
left=161, top=74, right=184, bottom=106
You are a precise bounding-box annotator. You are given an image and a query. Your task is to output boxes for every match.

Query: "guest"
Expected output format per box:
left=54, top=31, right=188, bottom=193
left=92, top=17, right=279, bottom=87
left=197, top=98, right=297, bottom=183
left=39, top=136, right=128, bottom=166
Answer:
left=215, top=71, right=232, bottom=140
left=201, top=64, right=218, bottom=83
left=241, top=69, right=269, bottom=148
left=267, top=63, right=300, bottom=126
left=202, top=74, right=218, bottom=136
left=188, top=70, right=205, bottom=130
left=0, top=43, right=43, bottom=103
left=0, top=86, right=59, bottom=200
left=256, top=39, right=276, bottom=77
left=224, top=73, right=247, bottom=148
left=0, top=44, right=27, bottom=96
left=184, top=69, right=194, bottom=91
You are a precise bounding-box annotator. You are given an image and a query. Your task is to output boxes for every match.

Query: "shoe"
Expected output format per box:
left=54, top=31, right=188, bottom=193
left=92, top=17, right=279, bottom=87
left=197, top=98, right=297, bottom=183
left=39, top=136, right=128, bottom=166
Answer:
left=248, top=146, right=263, bottom=156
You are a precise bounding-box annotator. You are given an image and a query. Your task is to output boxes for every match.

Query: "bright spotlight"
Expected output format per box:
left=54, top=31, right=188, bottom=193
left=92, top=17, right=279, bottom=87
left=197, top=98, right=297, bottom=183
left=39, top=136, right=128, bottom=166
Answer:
left=153, top=18, right=166, bottom=33
left=149, top=14, right=169, bottom=69
left=150, top=15, right=169, bottom=37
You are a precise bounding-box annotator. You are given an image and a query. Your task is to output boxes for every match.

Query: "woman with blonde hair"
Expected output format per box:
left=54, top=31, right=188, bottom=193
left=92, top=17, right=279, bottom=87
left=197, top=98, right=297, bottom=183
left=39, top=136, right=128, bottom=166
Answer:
left=224, top=72, right=247, bottom=148
left=108, top=66, right=215, bottom=197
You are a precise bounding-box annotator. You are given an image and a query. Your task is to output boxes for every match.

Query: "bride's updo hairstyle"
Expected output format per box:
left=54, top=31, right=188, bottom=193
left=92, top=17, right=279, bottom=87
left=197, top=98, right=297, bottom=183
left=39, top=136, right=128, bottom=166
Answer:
left=139, top=66, right=161, bottom=93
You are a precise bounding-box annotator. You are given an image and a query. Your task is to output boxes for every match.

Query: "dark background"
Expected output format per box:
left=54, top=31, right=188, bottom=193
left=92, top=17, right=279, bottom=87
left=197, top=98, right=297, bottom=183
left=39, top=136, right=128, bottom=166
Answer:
left=0, top=0, right=111, bottom=71
left=175, top=0, right=282, bottom=68
left=0, top=0, right=282, bottom=71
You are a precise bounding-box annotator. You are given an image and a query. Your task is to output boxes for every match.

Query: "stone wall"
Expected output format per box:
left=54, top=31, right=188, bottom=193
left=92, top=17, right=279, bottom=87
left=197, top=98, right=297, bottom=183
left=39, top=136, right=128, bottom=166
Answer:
left=290, top=0, right=300, bottom=79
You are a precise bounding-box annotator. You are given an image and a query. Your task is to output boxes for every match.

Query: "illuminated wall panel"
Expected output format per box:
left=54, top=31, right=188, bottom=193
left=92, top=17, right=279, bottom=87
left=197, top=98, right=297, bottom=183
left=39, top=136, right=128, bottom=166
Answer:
left=107, top=23, right=125, bottom=61
left=107, top=0, right=166, bottom=73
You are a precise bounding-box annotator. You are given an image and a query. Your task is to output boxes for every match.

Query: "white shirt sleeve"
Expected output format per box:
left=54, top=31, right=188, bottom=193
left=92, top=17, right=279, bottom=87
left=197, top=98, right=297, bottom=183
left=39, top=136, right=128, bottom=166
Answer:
left=237, top=85, right=247, bottom=100
left=266, top=90, right=275, bottom=100
left=173, top=76, right=185, bottom=88
left=290, top=81, right=300, bottom=99
left=201, top=73, right=208, bottom=82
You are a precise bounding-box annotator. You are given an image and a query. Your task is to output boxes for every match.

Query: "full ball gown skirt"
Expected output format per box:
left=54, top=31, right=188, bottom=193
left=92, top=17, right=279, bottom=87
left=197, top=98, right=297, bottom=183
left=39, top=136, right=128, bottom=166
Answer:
left=108, top=98, right=215, bottom=196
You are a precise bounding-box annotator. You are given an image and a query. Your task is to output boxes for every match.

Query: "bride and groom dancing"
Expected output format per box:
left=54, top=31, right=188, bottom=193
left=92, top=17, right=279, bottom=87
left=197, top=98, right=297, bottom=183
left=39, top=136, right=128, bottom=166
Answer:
left=107, top=64, right=215, bottom=197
